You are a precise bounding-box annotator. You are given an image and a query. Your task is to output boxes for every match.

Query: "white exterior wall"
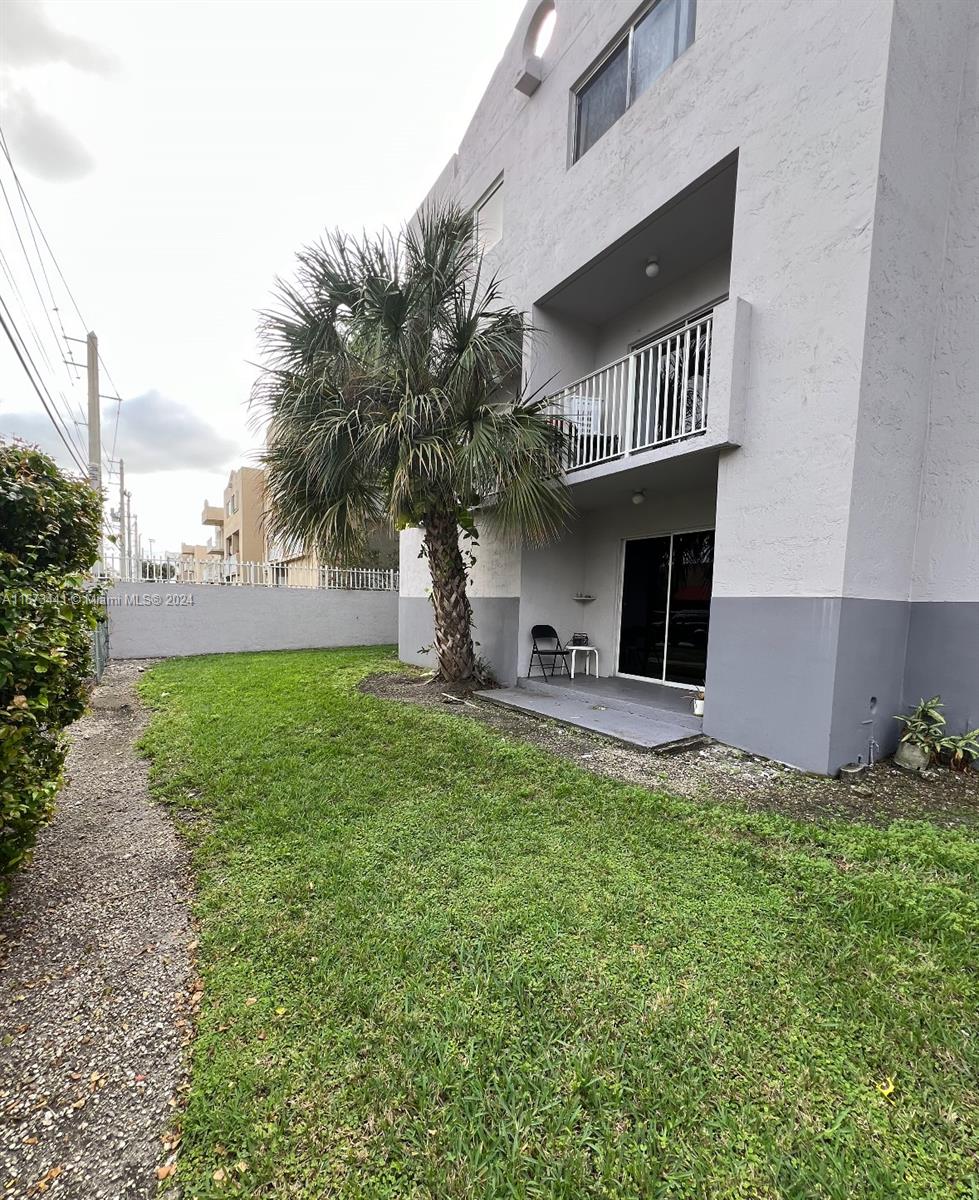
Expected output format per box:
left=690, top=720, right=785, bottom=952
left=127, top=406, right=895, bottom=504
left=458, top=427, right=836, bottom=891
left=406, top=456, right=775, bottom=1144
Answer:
left=843, top=0, right=974, bottom=602
left=909, top=10, right=979, bottom=605
left=399, top=0, right=977, bottom=766
left=399, top=525, right=521, bottom=599
left=428, top=0, right=894, bottom=600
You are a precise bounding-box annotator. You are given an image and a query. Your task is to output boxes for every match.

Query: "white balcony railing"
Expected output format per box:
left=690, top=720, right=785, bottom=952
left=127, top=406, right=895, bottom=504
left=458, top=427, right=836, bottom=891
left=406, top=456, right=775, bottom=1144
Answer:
left=549, top=311, right=713, bottom=472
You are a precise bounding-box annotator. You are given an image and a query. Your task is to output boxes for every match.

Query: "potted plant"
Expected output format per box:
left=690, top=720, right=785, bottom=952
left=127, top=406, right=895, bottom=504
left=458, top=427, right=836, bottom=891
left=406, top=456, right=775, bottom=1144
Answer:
left=937, top=728, right=979, bottom=773
left=692, top=688, right=705, bottom=717
left=894, top=695, right=945, bottom=770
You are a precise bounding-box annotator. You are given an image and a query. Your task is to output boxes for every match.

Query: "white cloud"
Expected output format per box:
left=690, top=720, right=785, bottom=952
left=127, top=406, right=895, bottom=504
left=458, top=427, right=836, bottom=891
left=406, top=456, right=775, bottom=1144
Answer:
left=1, top=86, right=94, bottom=181
left=2, top=0, right=118, bottom=74
left=0, top=389, right=238, bottom=474
left=111, top=389, right=239, bottom=472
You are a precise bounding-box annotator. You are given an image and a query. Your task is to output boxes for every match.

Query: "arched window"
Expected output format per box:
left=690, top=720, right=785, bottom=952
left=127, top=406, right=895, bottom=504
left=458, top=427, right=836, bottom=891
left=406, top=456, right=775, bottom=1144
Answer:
left=525, top=0, right=556, bottom=60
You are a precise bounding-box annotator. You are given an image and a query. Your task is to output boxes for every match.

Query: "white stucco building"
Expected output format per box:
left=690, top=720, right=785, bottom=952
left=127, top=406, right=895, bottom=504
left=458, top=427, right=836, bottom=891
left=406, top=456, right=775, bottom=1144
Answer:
left=399, top=0, right=978, bottom=775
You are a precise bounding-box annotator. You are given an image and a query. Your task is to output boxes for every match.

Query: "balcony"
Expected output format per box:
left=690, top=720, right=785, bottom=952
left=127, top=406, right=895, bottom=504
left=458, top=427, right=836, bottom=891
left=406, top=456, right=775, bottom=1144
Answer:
left=202, top=503, right=223, bottom=527
left=547, top=298, right=749, bottom=478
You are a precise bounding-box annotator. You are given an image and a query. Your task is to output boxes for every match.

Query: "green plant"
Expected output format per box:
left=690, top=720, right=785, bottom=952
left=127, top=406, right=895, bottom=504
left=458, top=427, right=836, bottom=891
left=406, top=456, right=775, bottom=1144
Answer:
left=0, top=439, right=102, bottom=891
left=937, top=729, right=979, bottom=772
left=895, top=695, right=946, bottom=757
left=254, top=204, right=571, bottom=685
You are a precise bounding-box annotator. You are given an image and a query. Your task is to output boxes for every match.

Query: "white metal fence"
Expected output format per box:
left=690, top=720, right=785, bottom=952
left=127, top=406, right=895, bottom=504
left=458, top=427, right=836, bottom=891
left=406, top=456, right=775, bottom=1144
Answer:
left=549, top=311, right=713, bottom=472
left=104, top=553, right=399, bottom=592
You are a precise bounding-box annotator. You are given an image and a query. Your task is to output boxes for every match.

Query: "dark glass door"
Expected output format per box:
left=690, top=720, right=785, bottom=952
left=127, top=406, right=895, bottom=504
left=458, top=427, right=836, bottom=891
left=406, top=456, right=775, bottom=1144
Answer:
left=617, top=536, right=670, bottom=679
left=617, top=530, right=714, bottom=686
left=664, top=530, right=714, bottom=686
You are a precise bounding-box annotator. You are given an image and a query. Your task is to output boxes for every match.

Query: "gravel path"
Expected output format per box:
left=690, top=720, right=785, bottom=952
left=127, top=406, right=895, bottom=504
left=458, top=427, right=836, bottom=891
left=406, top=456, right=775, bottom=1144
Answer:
left=0, top=661, right=193, bottom=1199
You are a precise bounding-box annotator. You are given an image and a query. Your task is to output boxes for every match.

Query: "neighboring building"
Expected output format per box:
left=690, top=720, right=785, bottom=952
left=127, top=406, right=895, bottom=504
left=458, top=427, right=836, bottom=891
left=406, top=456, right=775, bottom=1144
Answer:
left=399, top=0, right=978, bottom=774
left=202, top=466, right=267, bottom=577
left=267, top=532, right=400, bottom=587
left=175, top=542, right=218, bottom=583
left=197, top=464, right=400, bottom=586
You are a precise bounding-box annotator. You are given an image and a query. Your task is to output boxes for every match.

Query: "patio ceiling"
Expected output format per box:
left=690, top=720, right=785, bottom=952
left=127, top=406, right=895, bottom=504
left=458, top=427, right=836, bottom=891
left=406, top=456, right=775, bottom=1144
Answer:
left=537, top=155, right=738, bottom=327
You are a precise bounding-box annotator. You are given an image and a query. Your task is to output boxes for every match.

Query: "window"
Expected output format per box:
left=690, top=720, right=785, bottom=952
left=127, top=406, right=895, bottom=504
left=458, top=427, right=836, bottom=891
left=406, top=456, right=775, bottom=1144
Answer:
left=528, top=0, right=556, bottom=57
left=573, top=0, right=695, bottom=161
left=474, top=178, right=504, bottom=254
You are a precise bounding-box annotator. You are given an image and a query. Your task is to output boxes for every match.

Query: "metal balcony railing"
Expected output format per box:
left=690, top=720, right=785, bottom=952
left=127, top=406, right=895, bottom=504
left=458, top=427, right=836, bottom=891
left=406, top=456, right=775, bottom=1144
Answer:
left=549, top=311, right=713, bottom=472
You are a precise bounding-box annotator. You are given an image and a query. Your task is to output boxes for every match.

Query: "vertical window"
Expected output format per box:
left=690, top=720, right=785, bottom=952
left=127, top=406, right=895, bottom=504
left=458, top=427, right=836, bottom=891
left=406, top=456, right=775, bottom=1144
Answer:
left=575, top=41, right=629, bottom=159
left=573, top=0, right=696, bottom=162
left=474, top=178, right=504, bottom=254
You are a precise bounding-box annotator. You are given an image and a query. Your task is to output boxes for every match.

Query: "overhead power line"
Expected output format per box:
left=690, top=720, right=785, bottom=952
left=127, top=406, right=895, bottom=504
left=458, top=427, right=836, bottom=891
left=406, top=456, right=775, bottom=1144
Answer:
left=0, top=124, right=126, bottom=471
left=0, top=301, right=87, bottom=473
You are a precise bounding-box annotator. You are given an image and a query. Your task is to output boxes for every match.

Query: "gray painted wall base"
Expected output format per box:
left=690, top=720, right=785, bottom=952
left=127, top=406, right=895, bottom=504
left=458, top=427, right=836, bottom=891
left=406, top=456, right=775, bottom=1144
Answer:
left=108, top=583, right=397, bottom=658
left=903, top=602, right=979, bottom=731
left=705, top=595, right=978, bottom=774
left=399, top=596, right=520, bottom=684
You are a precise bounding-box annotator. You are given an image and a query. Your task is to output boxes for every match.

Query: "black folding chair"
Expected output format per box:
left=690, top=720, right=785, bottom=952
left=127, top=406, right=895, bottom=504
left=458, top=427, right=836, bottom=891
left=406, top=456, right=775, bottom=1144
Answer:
left=529, top=624, right=570, bottom=677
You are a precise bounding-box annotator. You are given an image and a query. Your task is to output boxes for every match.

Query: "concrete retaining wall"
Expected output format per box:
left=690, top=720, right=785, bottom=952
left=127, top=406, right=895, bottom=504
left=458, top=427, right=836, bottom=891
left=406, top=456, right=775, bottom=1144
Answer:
left=107, top=583, right=398, bottom=659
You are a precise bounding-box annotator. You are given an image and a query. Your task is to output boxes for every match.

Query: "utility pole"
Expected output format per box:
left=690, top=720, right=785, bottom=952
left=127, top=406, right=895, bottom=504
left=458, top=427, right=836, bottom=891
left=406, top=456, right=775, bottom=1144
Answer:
left=126, top=492, right=136, bottom=579
left=118, top=457, right=126, bottom=574
left=86, top=331, right=101, bottom=491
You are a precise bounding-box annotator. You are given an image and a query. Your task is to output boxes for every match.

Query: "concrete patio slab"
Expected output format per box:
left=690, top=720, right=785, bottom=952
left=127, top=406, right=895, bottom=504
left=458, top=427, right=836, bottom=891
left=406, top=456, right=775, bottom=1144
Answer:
left=476, top=675, right=704, bottom=750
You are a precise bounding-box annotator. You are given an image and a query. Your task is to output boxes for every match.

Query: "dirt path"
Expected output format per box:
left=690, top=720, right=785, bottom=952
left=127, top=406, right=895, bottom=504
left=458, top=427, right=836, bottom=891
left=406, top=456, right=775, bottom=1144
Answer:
left=0, top=662, right=192, bottom=1199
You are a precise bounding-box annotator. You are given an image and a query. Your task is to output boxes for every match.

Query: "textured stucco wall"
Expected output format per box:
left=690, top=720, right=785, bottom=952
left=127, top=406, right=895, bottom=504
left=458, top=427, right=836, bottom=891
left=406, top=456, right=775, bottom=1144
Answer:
left=910, top=8, right=979, bottom=604
left=399, top=526, right=521, bottom=599
left=400, top=0, right=976, bottom=770
left=843, top=0, right=972, bottom=602
left=426, top=0, right=894, bottom=600
left=399, top=597, right=521, bottom=684
left=398, top=525, right=523, bottom=682
left=107, top=584, right=397, bottom=659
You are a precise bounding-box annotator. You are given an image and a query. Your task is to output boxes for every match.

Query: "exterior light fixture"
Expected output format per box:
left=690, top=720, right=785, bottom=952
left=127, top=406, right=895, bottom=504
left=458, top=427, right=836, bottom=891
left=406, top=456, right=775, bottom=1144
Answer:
left=644, top=258, right=660, bottom=279
left=632, top=489, right=646, bottom=505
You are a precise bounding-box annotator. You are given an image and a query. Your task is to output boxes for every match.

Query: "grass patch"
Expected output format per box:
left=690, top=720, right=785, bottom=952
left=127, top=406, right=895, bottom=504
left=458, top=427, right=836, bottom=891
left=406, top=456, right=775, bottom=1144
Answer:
left=139, top=647, right=979, bottom=1198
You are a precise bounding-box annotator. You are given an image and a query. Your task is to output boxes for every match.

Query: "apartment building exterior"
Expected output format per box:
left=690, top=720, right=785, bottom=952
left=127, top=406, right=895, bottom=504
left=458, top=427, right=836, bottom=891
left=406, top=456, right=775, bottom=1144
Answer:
left=399, top=0, right=978, bottom=774
left=202, top=466, right=267, bottom=577
left=198, top=465, right=400, bottom=586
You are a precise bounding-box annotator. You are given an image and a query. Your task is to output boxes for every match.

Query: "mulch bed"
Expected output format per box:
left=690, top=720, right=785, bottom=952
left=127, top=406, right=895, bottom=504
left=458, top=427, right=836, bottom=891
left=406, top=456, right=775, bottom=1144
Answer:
left=360, top=672, right=979, bottom=829
left=0, top=661, right=194, bottom=1199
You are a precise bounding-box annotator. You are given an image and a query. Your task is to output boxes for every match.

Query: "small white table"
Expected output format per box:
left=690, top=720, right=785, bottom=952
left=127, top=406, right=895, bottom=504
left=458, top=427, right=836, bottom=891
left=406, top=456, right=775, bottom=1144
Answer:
left=567, top=645, right=599, bottom=679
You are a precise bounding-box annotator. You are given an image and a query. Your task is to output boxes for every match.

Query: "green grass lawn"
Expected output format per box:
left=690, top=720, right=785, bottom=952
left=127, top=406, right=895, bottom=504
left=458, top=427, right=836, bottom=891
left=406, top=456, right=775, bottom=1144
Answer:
left=138, top=647, right=978, bottom=1199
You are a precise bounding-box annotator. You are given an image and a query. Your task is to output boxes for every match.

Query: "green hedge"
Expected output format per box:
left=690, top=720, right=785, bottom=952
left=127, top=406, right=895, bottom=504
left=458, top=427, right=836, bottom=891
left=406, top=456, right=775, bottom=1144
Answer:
left=1, top=440, right=103, bottom=891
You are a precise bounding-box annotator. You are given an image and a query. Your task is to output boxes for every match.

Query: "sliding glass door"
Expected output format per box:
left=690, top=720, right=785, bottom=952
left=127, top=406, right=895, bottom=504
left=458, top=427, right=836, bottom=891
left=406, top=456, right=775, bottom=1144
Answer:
left=617, top=530, right=714, bottom=686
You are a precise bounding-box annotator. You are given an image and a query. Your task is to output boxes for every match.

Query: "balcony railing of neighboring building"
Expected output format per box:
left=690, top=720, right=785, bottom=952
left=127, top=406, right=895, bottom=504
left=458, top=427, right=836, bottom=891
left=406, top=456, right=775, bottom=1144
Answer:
left=104, top=552, right=399, bottom=592
left=548, top=310, right=713, bottom=473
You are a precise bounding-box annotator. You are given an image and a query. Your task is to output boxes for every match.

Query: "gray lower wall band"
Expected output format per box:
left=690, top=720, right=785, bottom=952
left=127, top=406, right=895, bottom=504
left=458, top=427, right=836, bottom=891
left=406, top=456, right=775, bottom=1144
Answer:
left=705, top=596, right=978, bottom=774
left=398, top=596, right=521, bottom=685
left=903, top=602, right=979, bottom=731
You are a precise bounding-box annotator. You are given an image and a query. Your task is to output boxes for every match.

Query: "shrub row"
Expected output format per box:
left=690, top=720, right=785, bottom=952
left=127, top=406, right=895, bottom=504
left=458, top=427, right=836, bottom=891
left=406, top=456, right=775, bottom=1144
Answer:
left=1, top=440, right=103, bottom=891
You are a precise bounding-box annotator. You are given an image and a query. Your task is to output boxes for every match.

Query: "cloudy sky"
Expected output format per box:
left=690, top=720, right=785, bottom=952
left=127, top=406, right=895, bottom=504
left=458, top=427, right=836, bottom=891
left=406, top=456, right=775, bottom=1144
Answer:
left=0, top=0, right=525, bottom=553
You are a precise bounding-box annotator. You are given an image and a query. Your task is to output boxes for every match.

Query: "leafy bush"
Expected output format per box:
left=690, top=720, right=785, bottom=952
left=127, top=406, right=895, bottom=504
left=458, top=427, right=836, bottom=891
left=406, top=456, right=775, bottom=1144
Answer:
left=895, top=695, right=946, bottom=758
left=0, top=440, right=103, bottom=890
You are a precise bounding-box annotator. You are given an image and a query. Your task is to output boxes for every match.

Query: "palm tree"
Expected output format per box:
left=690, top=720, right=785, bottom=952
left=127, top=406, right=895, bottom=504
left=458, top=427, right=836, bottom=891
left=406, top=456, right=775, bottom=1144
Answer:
left=253, top=204, right=572, bottom=684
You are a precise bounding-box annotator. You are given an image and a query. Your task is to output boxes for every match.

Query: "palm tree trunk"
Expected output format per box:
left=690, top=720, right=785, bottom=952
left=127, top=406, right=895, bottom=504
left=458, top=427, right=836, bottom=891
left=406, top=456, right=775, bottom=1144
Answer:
left=424, top=510, right=477, bottom=683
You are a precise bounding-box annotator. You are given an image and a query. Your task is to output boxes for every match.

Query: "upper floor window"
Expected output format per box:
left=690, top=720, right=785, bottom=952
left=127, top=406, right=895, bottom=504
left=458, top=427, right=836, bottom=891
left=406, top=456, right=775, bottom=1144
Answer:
left=474, top=177, right=504, bottom=254
left=573, top=0, right=695, bottom=162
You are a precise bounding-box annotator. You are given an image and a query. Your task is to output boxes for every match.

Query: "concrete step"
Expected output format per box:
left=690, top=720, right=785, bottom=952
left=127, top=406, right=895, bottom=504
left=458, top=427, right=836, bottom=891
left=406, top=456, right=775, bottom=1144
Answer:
left=477, top=686, right=706, bottom=751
